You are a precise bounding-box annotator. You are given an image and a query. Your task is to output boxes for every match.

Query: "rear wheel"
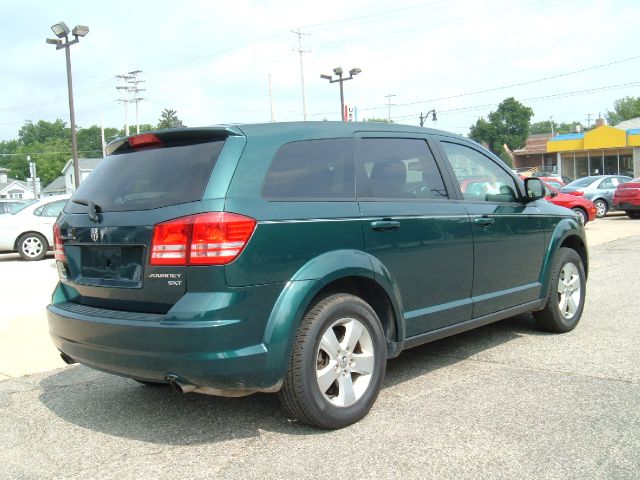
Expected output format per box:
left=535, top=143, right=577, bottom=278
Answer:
left=571, top=207, right=588, bottom=225
left=533, top=247, right=586, bottom=333
left=593, top=199, right=608, bottom=218
left=17, top=233, right=48, bottom=261
left=626, top=210, right=640, bottom=219
left=279, top=294, right=386, bottom=429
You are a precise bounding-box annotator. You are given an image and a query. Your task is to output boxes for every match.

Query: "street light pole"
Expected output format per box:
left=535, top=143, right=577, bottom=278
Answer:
left=47, top=22, right=89, bottom=190
left=321, top=67, right=361, bottom=121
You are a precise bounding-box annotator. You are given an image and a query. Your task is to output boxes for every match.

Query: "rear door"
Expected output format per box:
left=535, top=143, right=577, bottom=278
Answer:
left=56, top=130, right=235, bottom=313
left=356, top=134, right=473, bottom=337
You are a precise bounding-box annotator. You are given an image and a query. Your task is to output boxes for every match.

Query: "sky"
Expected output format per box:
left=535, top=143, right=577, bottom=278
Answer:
left=1, top=0, right=639, bottom=143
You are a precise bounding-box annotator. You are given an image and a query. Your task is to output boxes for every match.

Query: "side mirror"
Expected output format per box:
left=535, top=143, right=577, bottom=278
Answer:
left=524, top=177, right=544, bottom=201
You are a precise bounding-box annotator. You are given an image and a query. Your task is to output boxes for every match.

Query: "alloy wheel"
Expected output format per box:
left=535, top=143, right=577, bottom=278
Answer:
left=557, top=262, right=581, bottom=319
left=315, top=317, right=375, bottom=408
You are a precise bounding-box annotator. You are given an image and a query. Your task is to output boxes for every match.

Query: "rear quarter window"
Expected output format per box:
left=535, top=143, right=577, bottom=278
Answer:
left=262, top=138, right=355, bottom=200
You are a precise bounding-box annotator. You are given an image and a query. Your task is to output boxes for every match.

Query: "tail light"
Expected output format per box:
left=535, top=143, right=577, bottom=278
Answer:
left=150, top=212, right=256, bottom=266
left=567, top=190, right=584, bottom=196
left=53, top=224, right=66, bottom=262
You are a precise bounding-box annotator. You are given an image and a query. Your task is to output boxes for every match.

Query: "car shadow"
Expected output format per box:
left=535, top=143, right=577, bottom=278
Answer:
left=38, top=313, right=543, bottom=443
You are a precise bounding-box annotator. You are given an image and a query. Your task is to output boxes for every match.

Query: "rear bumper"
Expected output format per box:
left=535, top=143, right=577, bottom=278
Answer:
left=47, top=283, right=286, bottom=392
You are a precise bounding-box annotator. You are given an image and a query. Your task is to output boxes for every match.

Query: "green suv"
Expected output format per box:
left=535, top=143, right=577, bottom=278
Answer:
left=48, top=122, right=588, bottom=429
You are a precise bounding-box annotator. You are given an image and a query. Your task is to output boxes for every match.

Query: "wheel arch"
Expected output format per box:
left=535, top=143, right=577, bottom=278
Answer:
left=261, top=250, right=405, bottom=382
left=538, top=220, right=588, bottom=303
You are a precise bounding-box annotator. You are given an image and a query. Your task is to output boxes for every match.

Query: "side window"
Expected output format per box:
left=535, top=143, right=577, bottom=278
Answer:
left=42, top=201, right=65, bottom=217
left=33, top=205, right=45, bottom=216
left=357, top=138, right=447, bottom=200
left=262, top=138, right=354, bottom=200
left=598, top=178, right=613, bottom=189
left=441, top=142, right=518, bottom=203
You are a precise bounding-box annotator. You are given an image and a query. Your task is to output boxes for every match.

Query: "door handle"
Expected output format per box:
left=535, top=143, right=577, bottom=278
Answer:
left=370, top=220, right=401, bottom=231
left=474, top=216, right=495, bottom=227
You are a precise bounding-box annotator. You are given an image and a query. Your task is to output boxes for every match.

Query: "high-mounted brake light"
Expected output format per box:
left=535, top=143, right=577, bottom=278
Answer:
left=128, top=133, right=163, bottom=150
left=53, top=224, right=66, bottom=262
left=150, top=212, right=256, bottom=266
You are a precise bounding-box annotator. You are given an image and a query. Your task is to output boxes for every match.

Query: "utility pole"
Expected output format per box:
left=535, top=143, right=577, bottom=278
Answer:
left=586, top=113, right=593, bottom=129
left=292, top=29, right=309, bottom=121
left=550, top=116, right=554, bottom=136
left=27, top=155, right=37, bottom=199
left=117, top=70, right=145, bottom=135
left=385, top=94, right=396, bottom=122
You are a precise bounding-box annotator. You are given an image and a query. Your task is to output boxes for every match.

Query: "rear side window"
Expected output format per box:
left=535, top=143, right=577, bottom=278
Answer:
left=262, top=138, right=355, bottom=200
left=357, top=138, right=448, bottom=200
left=66, top=141, right=224, bottom=212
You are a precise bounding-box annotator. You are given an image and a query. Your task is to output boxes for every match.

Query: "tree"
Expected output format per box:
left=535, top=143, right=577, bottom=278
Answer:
left=605, top=96, right=640, bottom=126
left=157, top=109, right=185, bottom=129
left=469, top=97, right=534, bottom=165
left=530, top=121, right=584, bottom=135
left=18, top=119, right=69, bottom=145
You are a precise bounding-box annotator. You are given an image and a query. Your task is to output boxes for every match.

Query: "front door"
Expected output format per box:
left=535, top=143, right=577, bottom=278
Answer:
left=437, top=140, right=547, bottom=318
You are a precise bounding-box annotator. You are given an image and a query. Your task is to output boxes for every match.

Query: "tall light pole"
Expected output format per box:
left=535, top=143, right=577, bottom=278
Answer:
left=321, top=67, right=361, bottom=121
left=47, top=21, right=89, bottom=190
left=419, top=110, right=437, bottom=127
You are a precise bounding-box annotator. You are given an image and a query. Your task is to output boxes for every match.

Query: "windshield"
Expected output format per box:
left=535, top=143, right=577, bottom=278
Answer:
left=65, top=140, right=225, bottom=213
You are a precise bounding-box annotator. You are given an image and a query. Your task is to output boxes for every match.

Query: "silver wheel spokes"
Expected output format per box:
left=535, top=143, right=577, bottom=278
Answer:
left=557, top=263, right=581, bottom=319
left=596, top=202, right=606, bottom=216
left=22, top=237, right=43, bottom=257
left=316, top=317, right=374, bottom=408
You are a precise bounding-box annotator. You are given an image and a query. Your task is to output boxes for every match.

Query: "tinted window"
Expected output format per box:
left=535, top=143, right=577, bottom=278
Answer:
left=66, top=141, right=224, bottom=213
left=262, top=138, right=355, bottom=200
left=441, top=142, right=518, bottom=203
left=357, top=138, right=447, bottom=199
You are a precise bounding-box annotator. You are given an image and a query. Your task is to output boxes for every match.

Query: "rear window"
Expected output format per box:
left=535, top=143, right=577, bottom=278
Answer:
left=66, top=141, right=225, bottom=213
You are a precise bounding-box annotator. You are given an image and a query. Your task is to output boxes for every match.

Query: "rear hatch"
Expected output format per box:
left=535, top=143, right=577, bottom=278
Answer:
left=55, top=129, right=240, bottom=313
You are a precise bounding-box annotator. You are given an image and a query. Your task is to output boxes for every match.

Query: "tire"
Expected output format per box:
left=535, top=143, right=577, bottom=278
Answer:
left=593, top=199, right=608, bottom=218
left=626, top=210, right=640, bottom=219
left=533, top=247, right=586, bottom=333
left=279, top=293, right=386, bottom=429
left=571, top=207, right=588, bottom=225
left=17, top=232, right=48, bottom=261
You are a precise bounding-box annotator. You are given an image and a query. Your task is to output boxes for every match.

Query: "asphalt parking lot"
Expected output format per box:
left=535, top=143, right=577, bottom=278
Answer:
left=0, top=215, right=639, bottom=479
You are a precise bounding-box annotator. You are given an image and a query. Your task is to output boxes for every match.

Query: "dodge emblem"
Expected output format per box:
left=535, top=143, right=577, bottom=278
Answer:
left=90, top=228, right=99, bottom=242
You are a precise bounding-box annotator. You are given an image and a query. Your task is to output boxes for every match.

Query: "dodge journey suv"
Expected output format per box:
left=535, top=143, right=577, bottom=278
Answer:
left=48, top=122, right=588, bottom=429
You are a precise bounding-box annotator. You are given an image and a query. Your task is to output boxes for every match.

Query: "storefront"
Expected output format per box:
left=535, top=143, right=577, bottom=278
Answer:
left=548, top=125, right=640, bottom=180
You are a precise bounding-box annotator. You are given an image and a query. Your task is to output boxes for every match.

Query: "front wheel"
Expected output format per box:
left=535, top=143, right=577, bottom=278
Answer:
left=593, top=199, right=608, bottom=218
left=17, top=232, right=48, bottom=261
left=279, top=294, right=386, bottom=429
left=533, top=247, right=586, bottom=333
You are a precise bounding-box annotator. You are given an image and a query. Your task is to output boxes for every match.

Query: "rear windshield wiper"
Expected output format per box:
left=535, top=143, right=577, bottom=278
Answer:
left=72, top=198, right=101, bottom=222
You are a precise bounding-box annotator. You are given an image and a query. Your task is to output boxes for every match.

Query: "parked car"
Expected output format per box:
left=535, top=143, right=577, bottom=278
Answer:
left=0, top=195, right=70, bottom=260
left=543, top=182, right=596, bottom=224
left=613, top=177, right=640, bottom=219
left=0, top=198, right=29, bottom=214
left=48, top=123, right=588, bottom=429
left=560, top=175, right=633, bottom=217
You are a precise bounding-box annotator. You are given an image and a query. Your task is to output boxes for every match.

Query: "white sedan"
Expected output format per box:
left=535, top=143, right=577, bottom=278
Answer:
left=0, top=195, right=70, bottom=260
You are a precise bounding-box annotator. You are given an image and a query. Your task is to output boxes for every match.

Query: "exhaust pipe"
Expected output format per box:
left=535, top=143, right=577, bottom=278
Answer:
left=164, top=374, right=196, bottom=394
left=60, top=352, right=77, bottom=365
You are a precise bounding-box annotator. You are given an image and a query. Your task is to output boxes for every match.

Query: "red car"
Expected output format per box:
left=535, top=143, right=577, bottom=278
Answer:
left=544, top=182, right=596, bottom=224
left=613, top=177, right=640, bottom=219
